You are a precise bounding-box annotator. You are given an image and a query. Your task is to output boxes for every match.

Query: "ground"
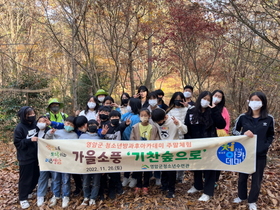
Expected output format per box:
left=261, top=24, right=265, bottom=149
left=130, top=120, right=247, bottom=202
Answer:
left=0, top=139, right=279, bottom=210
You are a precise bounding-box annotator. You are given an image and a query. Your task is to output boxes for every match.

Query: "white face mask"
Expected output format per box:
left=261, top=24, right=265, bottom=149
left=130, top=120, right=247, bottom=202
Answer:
left=87, top=102, right=96, bottom=109
left=212, top=97, right=221, bottom=104
left=184, top=91, right=192, bottom=98
left=98, top=96, right=105, bottom=102
left=126, top=105, right=132, bottom=112
left=200, top=99, right=210, bottom=108
left=149, top=99, right=158, bottom=107
left=37, top=122, right=46, bottom=130
left=249, top=101, right=262, bottom=111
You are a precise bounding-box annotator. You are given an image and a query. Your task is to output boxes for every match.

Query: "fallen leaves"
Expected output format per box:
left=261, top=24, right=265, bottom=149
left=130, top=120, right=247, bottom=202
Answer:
left=0, top=139, right=279, bottom=210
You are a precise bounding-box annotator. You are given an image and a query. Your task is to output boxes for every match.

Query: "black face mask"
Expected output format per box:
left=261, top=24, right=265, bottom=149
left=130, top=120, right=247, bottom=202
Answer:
left=111, top=119, right=119, bottom=126
left=158, top=97, right=163, bottom=102
left=51, top=106, right=60, bottom=113
left=158, top=121, right=165, bottom=126
left=122, top=99, right=129, bottom=105
left=99, top=114, right=108, bottom=120
left=27, top=116, right=36, bottom=123
left=88, top=125, right=98, bottom=133
left=174, top=100, right=184, bottom=107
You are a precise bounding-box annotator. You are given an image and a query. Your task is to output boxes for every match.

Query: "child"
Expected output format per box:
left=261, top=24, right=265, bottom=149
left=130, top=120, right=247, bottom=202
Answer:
left=147, top=92, right=160, bottom=112
left=121, top=98, right=142, bottom=187
left=45, top=116, right=78, bottom=208
left=14, top=106, right=40, bottom=209
left=97, top=106, right=111, bottom=130
left=120, top=93, right=130, bottom=115
left=154, top=89, right=169, bottom=111
left=36, top=116, right=51, bottom=207
left=232, top=92, right=274, bottom=210
left=79, top=120, right=101, bottom=206
left=184, top=91, right=226, bottom=202
left=130, top=108, right=160, bottom=195
left=103, top=96, right=121, bottom=113
left=99, top=110, right=130, bottom=199
left=151, top=108, right=188, bottom=198
left=166, top=92, right=189, bottom=183
left=78, top=96, right=100, bottom=121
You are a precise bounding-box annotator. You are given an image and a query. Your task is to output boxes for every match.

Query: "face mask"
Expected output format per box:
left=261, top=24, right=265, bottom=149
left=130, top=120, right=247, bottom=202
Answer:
left=87, top=102, right=96, bottom=109
left=200, top=99, right=210, bottom=108
left=37, top=122, right=46, bottom=130
left=174, top=100, right=183, bottom=107
left=149, top=99, right=158, bottom=107
left=212, top=97, right=221, bottom=104
left=27, top=116, right=36, bottom=123
left=122, top=99, right=129, bottom=105
left=98, top=96, right=105, bottom=102
left=88, top=125, right=97, bottom=133
left=111, top=119, right=120, bottom=126
left=99, top=114, right=108, bottom=120
left=184, top=91, right=192, bottom=98
left=140, top=116, right=149, bottom=123
left=158, top=97, right=163, bottom=102
left=126, top=105, right=132, bottom=112
left=50, top=106, right=60, bottom=113
left=249, top=101, right=262, bottom=111
left=158, top=121, right=165, bottom=126
left=64, top=125, right=74, bottom=132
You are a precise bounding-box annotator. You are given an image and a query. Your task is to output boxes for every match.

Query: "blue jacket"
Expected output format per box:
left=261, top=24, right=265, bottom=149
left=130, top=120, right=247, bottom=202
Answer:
left=121, top=112, right=140, bottom=140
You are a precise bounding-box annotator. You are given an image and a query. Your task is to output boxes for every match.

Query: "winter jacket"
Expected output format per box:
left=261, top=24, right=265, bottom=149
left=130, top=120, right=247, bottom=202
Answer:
left=13, top=106, right=38, bottom=165
left=121, top=112, right=140, bottom=140
left=232, top=113, right=274, bottom=158
left=184, top=106, right=226, bottom=139
left=130, top=123, right=160, bottom=140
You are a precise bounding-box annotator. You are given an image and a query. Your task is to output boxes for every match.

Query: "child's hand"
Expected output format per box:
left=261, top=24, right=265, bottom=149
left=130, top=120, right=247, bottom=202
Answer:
left=31, top=137, right=38, bottom=142
left=101, top=124, right=109, bottom=135
left=171, top=116, right=179, bottom=126
left=126, top=118, right=131, bottom=125
left=111, top=103, right=119, bottom=108
left=75, top=110, right=81, bottom=116
left=133, top=93, right=140, bottom=98
left=50, top=128, right=56, bottom=134
left=181, top=101, right=189, bottom=107
left=45, top=118, right=51, bottom=126
left=244, top=130, right=254, bottom=138
left=208, top=103, right=216, bottom=108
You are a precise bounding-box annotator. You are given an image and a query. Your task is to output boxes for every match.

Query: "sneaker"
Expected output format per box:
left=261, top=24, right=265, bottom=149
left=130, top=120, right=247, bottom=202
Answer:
left=62, top=196, right=69, bottom=208
left=134, top=187, right=141, bottom=194
left=49, top=195, right=60, bottom=207
left=142, top=187, right=148, bottom=195
left=233, top=197, right=244, bottom=203
left=122, top=177, right=129, bottom=187
left=129, top=178, right=137, bottom=188
left=198, top=193, right=210, bottom=201
left=20, top=200, right=30, bottom=209
left=89, top=199, right=96, bottom=205
left=187, top=186, right=199, bottom=193
left=37, top=196, right=44, bottom=207
left=81, top=198, right=89, bottom=206
left=248, top=203, right=257, bottom=210
left=155, top=178, right=161, bottom=186
left=166, top=191, right=175, bottom=198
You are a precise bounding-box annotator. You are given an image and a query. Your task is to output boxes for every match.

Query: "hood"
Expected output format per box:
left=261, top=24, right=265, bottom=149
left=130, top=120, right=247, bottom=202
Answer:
left=47, top=98, right=64, bottom=111
left=17, top=106, right=33, bottom=125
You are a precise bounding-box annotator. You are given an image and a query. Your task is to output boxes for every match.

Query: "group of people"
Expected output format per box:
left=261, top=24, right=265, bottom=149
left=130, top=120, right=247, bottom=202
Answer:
left=13, top=85, right=274, bottom=210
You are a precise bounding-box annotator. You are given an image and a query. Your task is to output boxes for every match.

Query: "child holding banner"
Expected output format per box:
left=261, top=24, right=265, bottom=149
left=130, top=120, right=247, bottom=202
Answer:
left=45, top=116, right=78, bottom=208
left=130, top=108, right=160, bottom=195
left=151, top=108, right=188, bottom=198
left=79, top=119, right=101, bottom=206
left=232, top=92, right=274, bottom=210
left=184, top=91, right=226, bottom=202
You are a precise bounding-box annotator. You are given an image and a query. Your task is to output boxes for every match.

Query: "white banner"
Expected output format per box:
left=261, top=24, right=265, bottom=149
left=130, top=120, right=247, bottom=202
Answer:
left=38, top=135, right=256, bottom=174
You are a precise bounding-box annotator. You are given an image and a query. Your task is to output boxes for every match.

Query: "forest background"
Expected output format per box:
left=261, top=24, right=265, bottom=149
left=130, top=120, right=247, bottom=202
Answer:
left=0, top=0, right=279, bottom=209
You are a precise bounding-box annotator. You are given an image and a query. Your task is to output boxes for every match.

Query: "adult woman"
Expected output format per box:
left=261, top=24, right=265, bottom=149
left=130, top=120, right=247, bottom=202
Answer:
left=184, top=91, right=226, bottom=201
left=212, top=90, right=230, bottom=136
left=79, top=96, right=100, bottom=121
left=14, top=106, right=40, bottom=209
left=232, top=92, right=274, bottom=210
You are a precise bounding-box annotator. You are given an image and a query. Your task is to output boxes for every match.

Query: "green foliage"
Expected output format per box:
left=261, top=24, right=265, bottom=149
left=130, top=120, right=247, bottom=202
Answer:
left=0, top=73, right=52, bottom=142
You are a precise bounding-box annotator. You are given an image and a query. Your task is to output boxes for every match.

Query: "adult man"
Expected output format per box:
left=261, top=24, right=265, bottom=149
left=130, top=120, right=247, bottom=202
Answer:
left=46, top=98, right=68, bottom=123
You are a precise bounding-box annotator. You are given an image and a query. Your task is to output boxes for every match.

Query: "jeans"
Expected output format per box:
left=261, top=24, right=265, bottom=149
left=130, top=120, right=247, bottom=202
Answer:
left=37, top=171, right=51, bottom=197
left=83, top=174, right=101, bottom=199
left=51, top=172, right=70, bottom=197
